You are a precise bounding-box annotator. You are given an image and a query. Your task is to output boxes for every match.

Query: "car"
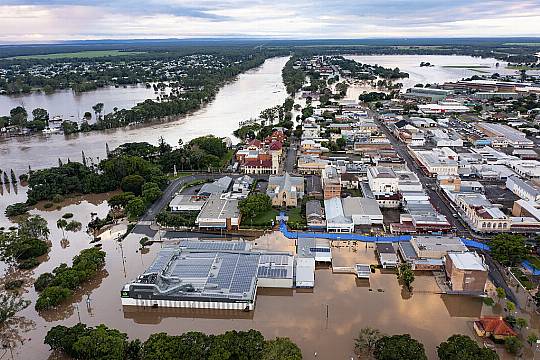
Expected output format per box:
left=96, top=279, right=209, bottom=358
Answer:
left=452, top=213, right=459, bottom=218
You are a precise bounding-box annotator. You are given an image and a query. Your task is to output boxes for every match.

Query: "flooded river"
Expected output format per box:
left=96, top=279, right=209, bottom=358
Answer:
left=0, top=85, right=156, bottom=120
left=1, top=54, right=539, bottom=359
left=345, top=54, right=517, bottom=89
left=0, top=56, right=289, bottom=174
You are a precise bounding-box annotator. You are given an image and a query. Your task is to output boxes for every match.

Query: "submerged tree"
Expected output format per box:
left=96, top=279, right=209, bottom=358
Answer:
left=397, top=263, right=415, bottom=291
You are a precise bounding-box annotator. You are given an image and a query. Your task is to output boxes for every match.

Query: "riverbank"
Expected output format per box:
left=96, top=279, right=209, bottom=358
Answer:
left=0, top=56, right=289, bottom=174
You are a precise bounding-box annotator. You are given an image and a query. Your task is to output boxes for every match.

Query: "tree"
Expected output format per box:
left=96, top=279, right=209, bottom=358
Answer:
left=57, top=218, right=68, bottom=238
left=239, top=193, right=272, bottom=219
left=374, top=334, right=427, bottom=360
left=489, top=234, right=528, bottom=266
left=527, top=332, right=538, bottom=346
left=506, top=300, right=516, bottom=313
left=35, top=286, right=73, bottom=311
left=516, top=317, right=528, bottom=330
left=437, top=334, right=499, bottom=360
left=397, top=263, right=415, bottom=291
left=121, top=174, right=145, bottom=195
left=10, top=106, right=27, bottom=129
left=72, top=325, right=129, bottom=360
left=19, top=215, right=50, bottom=240
left=92, top=103, right=105, bottom=119
left=504, top=336, right=522, bottom=355
left=189, top=135, right=226, bottom=157
left=125, top=197, right=146, bottom=221
left=142, top=182, right=162, bottom=205
left=64, top=220, right=82, bottom=232
left=5, top=202, right=28, bottom=217
left=32, top=108, right=49, bottom=123
left=496, top=287, right=506, bottom=303
left=354, top=327, right=383, bottom=357
left=262, top=337, right=302, bottom=360
left=108, top=192, right=136, bottom=208
left=0, top=291, right=30, bottom=325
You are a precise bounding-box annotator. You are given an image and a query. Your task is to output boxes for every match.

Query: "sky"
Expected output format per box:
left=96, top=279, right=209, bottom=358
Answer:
left=1, top=0, right=540, bottom=43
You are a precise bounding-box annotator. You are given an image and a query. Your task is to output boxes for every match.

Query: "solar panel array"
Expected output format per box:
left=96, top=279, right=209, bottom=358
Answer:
left=230, top=255, right=259, bottom=294
left=260, top=254, right=290, bottom=266
left=257, top=267, right=288, bottom=278
left=144, top=248, right=176, bottom=274
left=207, top=253, right=238, bottom=289
left=170, top=257, right=214, bottom=278
left=179, top=240, right=248, bottom=251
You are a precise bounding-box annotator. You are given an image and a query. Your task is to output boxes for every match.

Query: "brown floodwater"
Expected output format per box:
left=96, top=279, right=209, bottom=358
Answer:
left=1, top=214, right=527, bottom=359
left=0, top=56, right=289, bottom=174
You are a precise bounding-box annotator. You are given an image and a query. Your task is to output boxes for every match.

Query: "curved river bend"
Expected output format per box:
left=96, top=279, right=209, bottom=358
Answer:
left=0, top=56, right=289, bottom=174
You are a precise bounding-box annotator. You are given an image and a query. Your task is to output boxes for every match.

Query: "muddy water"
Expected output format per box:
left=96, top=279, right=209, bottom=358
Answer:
left=0, top=56, right=289, bottom=174
left=2, top=226, right=517, bottom=360
left=344, top=54, right=517, bottom=89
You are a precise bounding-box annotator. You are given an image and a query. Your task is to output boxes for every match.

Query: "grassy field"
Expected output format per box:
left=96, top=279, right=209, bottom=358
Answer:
left=9, top=50, right=145, bottom=60
left=244, top=208, right=279, bottom=227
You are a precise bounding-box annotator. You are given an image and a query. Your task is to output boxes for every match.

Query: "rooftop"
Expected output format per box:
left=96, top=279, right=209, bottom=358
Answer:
left=448, top=252, right=488, bottom=271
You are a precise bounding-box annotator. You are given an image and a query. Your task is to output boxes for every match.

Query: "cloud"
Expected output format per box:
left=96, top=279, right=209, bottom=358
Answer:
left=1, top=0, right=540, bottom=42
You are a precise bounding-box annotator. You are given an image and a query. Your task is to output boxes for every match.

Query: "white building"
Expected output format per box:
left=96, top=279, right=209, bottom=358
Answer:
left=506, top=175, right=540, bottom=202
left=342, top=197, right=384, bottom=225
left=367, top=166, right=399, bottom=194
left=413, top=148, right=459, bottom=177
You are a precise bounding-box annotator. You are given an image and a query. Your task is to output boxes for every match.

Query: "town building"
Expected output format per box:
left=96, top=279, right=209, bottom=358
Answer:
left=297, top=238, right=332, bottom=262
left=306, top=200, right=326, bottom=229
left=412, top=148, right=459, bottom=177
left=455, top=193, right=510, bottom=233
left=196, top=193, right=240, bottom=230
left=198, top=176, right=233, bottom=197
left=297, top=155, right=330, bottom=175
left=403, top=87, right=454, bottom=101
left=321, top=165, right=342, bottom=199
left=342, top=197, right=384, bottom=226
left=169, top=194, right=206, bottom=212
left=367, top=166, right=400, bottom=208
left=267, top=173, right=305, bottom=207
left=475, top=122, right=534, bottom=148
left=506, top=175, right=540, bottom=202
left=121, top=241, right=294, bottom=310
left=376, top=243, right=399, bottom=268
left=324, top=197, right=354, bottom=233
left=474, top=317, right=517, bottom=340
left=445, top=252, right=488, bottom=295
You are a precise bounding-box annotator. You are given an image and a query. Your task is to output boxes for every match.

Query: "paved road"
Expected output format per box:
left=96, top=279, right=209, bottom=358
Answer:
left=284, top=135, right=298, bottom=174
left=370, top=111, right=479, bottom=238
left=141, top=174, right=221, bottom=222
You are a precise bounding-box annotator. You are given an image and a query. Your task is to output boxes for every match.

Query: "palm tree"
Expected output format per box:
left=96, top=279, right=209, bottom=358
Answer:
left=56, top=218, right=67, bottom=238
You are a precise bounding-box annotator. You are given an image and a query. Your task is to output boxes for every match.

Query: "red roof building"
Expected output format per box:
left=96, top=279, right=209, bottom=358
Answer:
left=474, top=316, right=517, bottom=340
left=269, top=140, right=283, bottom=151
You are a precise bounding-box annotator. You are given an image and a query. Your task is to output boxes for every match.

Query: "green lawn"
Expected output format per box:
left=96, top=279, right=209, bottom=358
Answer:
left=9, top=50, right=145, bottom=60
left=527, top=255, right=540, bottom=269
left=287, top=207, right=306, bottom=229
left=243, top=209, right=279, bottom=227
left=167, top=172, right=193, bottom=180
